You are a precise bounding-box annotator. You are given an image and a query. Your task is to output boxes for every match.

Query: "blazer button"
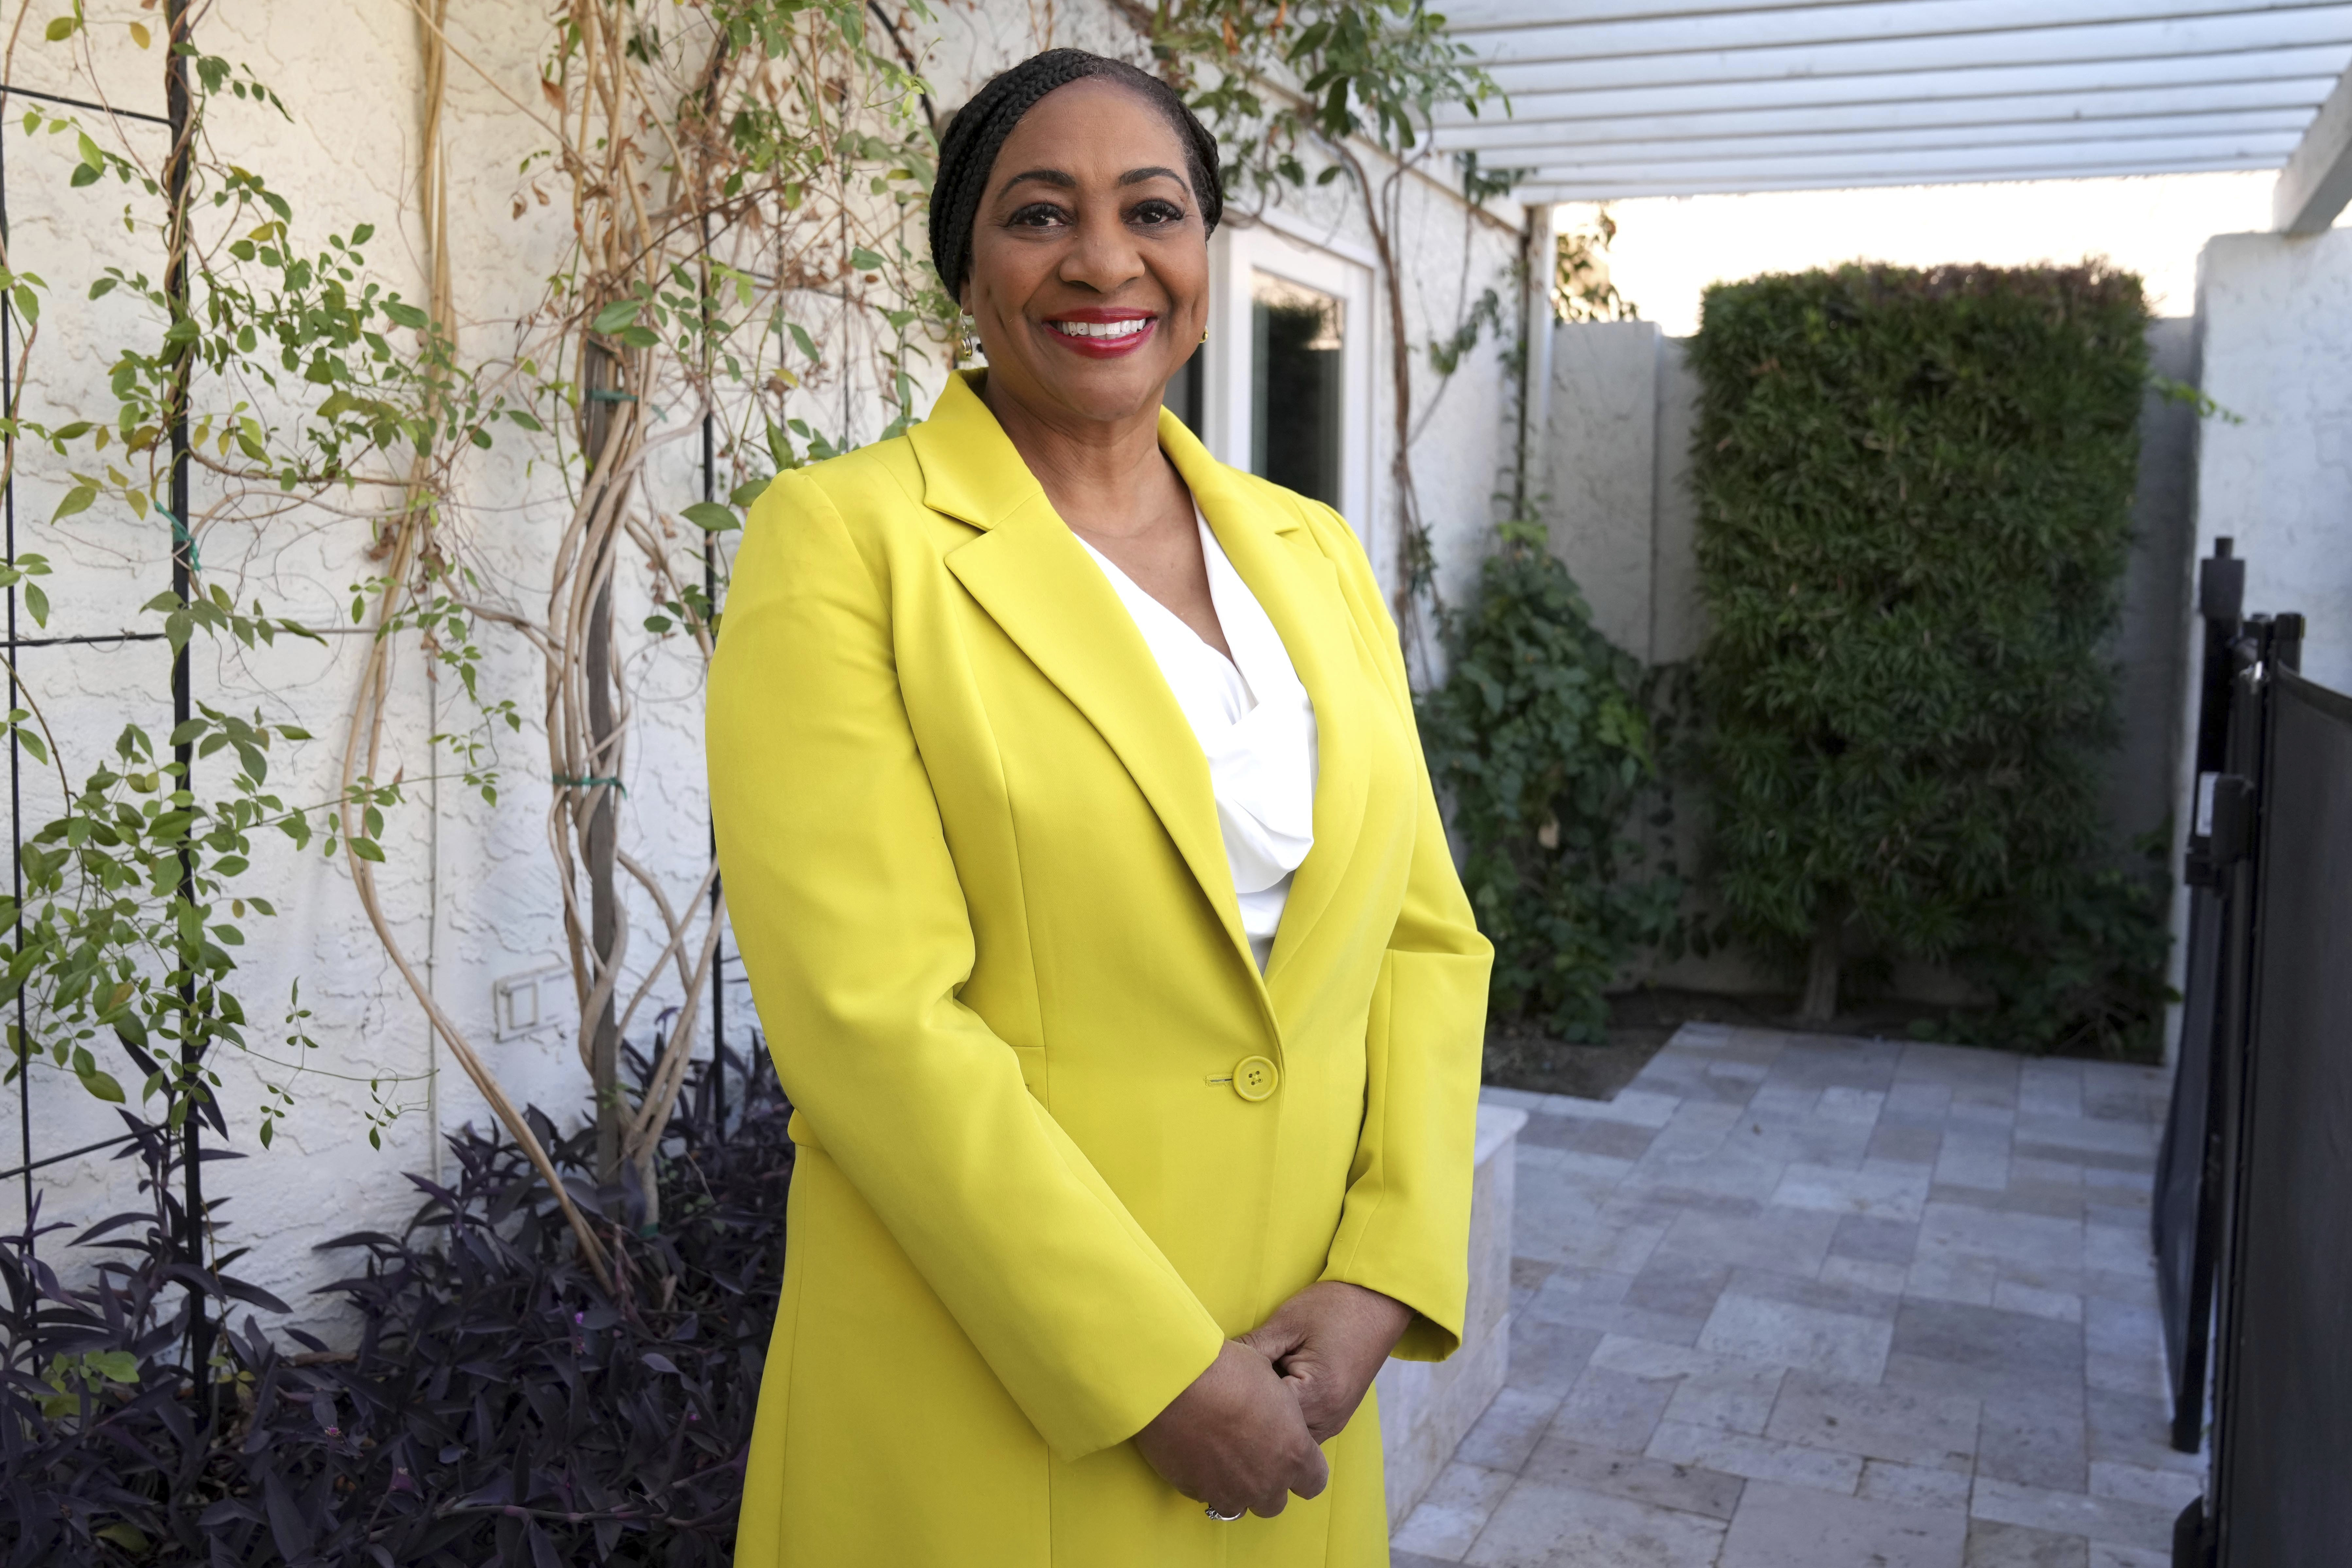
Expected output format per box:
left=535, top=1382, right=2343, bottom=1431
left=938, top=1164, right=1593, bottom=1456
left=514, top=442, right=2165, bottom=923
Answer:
left=1232, top=1056, right=1280, bottom=1102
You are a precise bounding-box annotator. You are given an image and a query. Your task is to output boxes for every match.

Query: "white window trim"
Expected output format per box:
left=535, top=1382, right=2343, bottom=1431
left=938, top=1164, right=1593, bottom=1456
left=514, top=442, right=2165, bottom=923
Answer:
left=1201, top=222, right=1377, bottom=548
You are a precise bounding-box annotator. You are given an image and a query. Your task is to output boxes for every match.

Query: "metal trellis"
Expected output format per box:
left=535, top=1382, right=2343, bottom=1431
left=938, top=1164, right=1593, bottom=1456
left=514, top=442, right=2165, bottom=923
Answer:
left=0, top=18, right=206, bottom=1403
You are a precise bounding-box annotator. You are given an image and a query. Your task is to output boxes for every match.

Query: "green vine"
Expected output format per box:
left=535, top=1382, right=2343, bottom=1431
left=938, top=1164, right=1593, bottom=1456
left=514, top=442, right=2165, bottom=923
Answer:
left=0, top=26, right=481, bottom=1142
left=1141, top=0, right=1503, bottom=653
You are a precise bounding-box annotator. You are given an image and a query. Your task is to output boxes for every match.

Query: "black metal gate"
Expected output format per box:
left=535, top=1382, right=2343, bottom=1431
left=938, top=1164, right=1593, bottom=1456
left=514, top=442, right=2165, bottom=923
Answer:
left=2151, top=542, right=2245, bottom=1452
left=2205, top=665, right=2352, bottom=1566
left=2162, top=544, right=2352, bottom=1567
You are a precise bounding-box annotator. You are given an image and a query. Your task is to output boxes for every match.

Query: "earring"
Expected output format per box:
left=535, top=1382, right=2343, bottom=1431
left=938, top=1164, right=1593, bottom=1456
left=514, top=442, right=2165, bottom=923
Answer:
left=1200, top=328, right=1209, bottom=343
left=959, top=314, right=984, bottom=360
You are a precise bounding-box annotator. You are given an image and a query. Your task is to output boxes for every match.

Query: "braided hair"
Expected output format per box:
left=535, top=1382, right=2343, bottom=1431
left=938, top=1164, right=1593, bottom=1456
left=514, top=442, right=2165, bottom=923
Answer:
left=929, top=50, right=1222, bottom=303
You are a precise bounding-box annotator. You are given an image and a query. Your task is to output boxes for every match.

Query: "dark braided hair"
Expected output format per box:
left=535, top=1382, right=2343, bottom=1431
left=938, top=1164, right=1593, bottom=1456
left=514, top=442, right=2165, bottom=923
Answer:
left=930, top=50, right=1223, bottom=302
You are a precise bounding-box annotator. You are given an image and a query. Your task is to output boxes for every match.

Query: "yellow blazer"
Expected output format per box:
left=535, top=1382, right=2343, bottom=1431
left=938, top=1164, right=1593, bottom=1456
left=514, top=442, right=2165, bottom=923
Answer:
left=708, top=370, right=1491, bottom=1568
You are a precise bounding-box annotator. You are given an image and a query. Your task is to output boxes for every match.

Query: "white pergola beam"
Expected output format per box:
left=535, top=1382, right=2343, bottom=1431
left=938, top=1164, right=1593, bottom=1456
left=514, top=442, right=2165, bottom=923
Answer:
left=1467, top=0, right=2351, bottom=67
left=1431, top=83, right=2332, bottom=152
left=2273, top=61, right=2352, bottom=227
left=1519, top=156, right=2277, bottom=203
left=1512, top=134, right=2296, bottom=184
left=1436, top=46, right=2352, bottom=128
left=1437, top=3, right=2347, bottom=216
left=1440, top=0, right=2322, bottom=31
left=1475, top=10, right=2352, bottom=95
left=1477, top=117, right=2304, bottom=173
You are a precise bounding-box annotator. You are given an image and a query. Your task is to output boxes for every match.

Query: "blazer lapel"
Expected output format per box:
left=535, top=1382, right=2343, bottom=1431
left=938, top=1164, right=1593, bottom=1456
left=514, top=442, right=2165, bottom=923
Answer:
left=1162, top=418, right=1371, bottom=990
left=918, top=374, right=1258, bottom=975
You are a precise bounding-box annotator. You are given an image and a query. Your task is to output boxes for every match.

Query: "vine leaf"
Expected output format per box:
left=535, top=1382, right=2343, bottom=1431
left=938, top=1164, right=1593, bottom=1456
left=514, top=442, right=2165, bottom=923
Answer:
left=591, top=299, right=643, bottom=334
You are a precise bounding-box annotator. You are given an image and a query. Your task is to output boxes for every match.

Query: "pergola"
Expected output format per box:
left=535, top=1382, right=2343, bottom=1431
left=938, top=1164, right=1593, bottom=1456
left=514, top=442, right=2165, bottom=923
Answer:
left=1432, top=0, right=2352, bottom=233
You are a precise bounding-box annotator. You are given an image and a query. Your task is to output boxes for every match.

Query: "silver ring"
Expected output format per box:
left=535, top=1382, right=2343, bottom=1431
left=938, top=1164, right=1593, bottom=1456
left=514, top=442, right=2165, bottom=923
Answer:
left=1204, top=1505, right=1245, bottom=1522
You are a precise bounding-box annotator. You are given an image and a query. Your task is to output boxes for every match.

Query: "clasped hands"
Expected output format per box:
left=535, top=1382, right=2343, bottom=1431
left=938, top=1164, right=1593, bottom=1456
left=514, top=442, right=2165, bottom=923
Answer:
left=1132, top=1281, right=1412, bottom=1520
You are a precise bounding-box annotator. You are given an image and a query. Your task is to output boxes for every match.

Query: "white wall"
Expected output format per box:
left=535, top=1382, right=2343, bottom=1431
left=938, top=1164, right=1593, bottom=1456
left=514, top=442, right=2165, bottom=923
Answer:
left=2164, top=226, right=2352, bottom=1049
left=0, top=0, right=1528, bottom=1329
left=2188, top=229, right=2352, bottom=696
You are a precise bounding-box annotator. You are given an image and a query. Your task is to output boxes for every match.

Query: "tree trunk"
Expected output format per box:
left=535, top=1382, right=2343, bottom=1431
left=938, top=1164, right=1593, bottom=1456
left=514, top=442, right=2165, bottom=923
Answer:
left=587, top=568, right=623, bottom=1185
left=581, top=338, right=625, bottom=1189
left=634, top=1138, right=660, bottom=1229
left=1798, top=913, right=1842, bottom=1024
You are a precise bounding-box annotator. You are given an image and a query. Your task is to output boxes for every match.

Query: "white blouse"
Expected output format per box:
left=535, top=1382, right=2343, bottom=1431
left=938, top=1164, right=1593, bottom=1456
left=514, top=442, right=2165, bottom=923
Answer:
left=1078, top=511, right=1320, bottom=971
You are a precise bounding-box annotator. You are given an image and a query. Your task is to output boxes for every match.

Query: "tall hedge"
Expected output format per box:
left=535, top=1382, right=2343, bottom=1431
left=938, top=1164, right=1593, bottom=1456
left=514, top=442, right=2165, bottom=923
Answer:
left=1687, top=263, right=2155, bottom=1035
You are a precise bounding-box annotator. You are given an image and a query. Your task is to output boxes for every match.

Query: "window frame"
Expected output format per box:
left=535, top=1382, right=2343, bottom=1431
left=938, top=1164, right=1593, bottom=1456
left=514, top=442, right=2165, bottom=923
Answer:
left=1200, top=219, right=1377, bottom=544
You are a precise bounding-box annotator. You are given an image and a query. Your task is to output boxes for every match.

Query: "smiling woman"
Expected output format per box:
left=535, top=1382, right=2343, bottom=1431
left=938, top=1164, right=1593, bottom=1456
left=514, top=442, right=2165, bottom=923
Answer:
left=707, top=48, right=1492, bottom=1568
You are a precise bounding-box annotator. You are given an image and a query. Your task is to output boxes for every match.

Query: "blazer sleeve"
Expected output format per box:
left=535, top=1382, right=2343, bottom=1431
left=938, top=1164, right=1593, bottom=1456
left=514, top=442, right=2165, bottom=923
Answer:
left=1307, top=502, right=1495, bottom=1363
left=707, top=471, right=1227, bottom=1458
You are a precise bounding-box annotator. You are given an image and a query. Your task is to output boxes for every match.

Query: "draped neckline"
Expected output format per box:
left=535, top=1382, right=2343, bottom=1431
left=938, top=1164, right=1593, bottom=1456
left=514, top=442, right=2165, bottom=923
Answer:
left=1074, top=509, right=1320, bottom=969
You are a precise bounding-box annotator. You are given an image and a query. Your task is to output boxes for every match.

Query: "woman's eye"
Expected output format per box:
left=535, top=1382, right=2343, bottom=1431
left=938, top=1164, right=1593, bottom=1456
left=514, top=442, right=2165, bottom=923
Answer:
left=1007, top=202, right=1070, bottom=229
left=1130, top=199, right=1186, bottom=226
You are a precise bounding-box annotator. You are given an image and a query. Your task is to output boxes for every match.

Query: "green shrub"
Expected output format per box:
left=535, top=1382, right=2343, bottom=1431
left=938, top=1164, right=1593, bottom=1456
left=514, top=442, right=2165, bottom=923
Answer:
left=1418, top=523, right=1681, bottom=1042
left=1933, top=828, right=2175, bottom=1059
left=1687, top=262, right=2164, bottom=1050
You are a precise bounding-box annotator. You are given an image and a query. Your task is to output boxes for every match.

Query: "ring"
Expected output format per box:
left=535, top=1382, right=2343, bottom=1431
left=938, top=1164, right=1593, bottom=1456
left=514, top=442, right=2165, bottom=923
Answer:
left=1204, top=1505, right=1245, bottom=1522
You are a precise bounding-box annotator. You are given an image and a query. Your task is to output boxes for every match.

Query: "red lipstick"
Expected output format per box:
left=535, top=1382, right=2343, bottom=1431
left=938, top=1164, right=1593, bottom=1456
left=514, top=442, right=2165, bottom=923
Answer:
left=1041, top=306, right=1159, bottom=359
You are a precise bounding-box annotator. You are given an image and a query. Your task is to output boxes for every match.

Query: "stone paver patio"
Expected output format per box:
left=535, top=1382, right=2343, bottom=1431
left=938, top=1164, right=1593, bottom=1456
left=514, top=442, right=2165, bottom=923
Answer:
left=1392, top=1023, right=2202, bottom=1568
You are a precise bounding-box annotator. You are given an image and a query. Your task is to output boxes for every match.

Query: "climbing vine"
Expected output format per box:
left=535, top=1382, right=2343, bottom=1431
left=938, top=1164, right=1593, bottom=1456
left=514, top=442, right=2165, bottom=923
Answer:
left=1139, top=0, right=1503, bottom=662
left=0, top=10, right=470, bottom=1159
left=0, top=0, right=951, bottom=1290
left=351, top=0, right=952, bottom=1260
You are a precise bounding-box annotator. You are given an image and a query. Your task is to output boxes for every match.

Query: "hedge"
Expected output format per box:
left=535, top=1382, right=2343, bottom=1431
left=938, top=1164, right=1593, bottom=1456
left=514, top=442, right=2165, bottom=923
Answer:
left=1687, top=262, right=2165, bottom=1049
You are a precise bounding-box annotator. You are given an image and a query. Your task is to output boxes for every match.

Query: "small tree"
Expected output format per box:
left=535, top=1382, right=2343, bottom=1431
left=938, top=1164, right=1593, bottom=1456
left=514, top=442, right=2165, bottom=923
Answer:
left=1687, top=263, right=2150, bottom=1025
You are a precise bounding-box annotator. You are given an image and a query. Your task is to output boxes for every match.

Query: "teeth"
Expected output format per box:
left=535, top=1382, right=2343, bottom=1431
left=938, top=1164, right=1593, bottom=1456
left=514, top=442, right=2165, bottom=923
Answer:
left=1050, top=318, right=1151, bottom=339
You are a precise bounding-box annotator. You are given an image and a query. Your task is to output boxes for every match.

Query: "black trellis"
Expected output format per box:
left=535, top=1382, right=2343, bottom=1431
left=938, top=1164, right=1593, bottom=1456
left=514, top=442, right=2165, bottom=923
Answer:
left=0, top=8, right=204, bottom=1386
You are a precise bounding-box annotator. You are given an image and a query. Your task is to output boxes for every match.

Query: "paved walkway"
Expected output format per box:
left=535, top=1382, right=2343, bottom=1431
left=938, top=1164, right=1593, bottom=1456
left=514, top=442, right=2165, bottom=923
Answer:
left=1393, top=1024, right=2201, bottom=1568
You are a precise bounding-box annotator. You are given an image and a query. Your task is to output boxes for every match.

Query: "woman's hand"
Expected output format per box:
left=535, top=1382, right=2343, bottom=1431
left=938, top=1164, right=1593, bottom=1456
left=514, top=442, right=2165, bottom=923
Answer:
left=1240, top=1282, right=1414, bottom=1444
left=1133, top=1339, right=1329, bottom=1518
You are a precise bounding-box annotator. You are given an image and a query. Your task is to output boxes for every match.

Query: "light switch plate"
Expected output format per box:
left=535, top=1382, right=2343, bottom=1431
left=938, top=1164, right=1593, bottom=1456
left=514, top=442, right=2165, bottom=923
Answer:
left=492, top=963, right=575, bottom=1042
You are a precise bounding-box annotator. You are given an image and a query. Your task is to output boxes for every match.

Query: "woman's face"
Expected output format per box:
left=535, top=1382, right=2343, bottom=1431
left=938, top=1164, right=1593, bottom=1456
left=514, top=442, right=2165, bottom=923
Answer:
left=962, top=78, right=1210, bottom=428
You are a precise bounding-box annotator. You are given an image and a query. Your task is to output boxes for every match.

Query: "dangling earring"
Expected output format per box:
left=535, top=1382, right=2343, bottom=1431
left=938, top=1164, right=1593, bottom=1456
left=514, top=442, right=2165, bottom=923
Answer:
left=959, top=314, right=985, bottom=361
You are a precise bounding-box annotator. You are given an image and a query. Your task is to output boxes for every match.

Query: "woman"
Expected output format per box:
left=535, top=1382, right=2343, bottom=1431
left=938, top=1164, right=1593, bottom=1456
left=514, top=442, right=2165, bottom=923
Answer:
left=708, top=48, right=1490, bottom=1567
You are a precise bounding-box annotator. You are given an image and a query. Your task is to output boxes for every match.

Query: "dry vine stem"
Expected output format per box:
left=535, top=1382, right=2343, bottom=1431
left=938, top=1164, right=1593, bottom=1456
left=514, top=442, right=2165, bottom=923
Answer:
left=345, top=0, right=943, bottom=1250
left=341, top=0, right=618, bottom=1287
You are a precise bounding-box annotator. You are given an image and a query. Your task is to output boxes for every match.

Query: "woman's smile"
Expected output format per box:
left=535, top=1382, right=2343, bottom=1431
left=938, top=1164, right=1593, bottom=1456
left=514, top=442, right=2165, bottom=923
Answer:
left=1042, top=306, right=1159, bottom=357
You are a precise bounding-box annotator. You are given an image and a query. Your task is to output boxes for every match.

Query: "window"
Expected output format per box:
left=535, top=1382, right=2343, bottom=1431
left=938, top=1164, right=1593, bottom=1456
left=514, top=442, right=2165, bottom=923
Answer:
left=1190, top=220, right=1374, bottom=539
left=1249, top=272, right=1344, bottom=508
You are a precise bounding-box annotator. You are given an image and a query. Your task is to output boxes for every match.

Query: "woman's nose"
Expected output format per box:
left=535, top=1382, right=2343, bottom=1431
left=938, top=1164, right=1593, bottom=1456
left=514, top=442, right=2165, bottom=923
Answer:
left=1058, top=208, right=1146, bottom=293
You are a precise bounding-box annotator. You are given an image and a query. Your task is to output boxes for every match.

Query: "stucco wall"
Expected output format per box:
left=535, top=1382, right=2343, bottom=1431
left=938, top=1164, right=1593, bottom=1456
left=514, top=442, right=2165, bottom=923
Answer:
left=2186, top=230, right=2352, bottom=698
left=2164, top=227, right=2352, bottom=1051
left=1536, top=321, right=1661, bottom=659
left=0, top=1, right=1527, bottom=1328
